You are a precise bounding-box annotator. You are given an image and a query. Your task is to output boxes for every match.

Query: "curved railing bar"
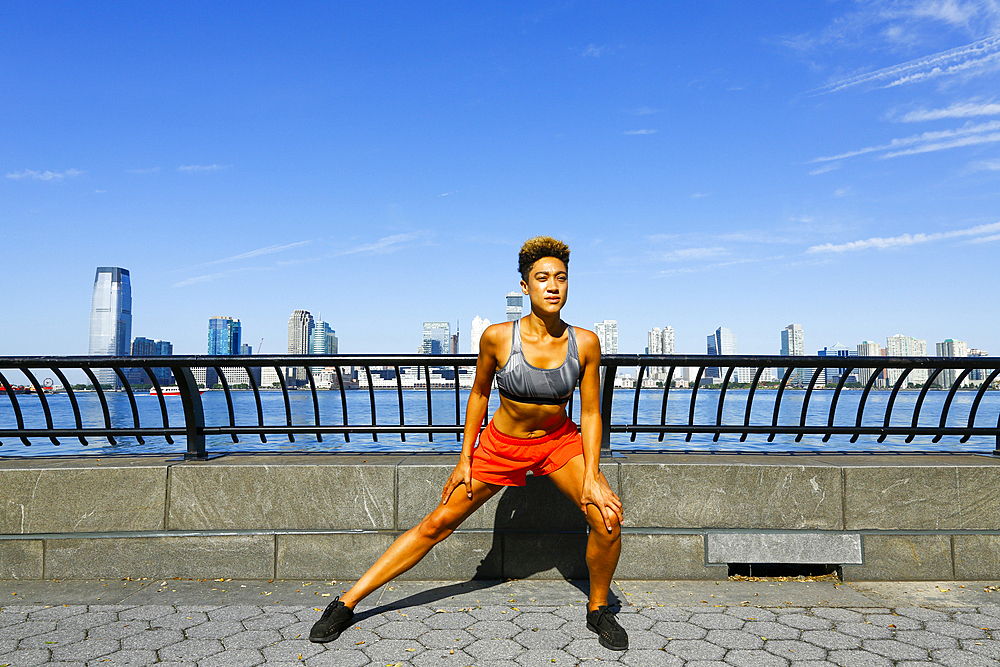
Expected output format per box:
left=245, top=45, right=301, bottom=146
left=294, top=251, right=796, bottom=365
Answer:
left=714, top=366, right=736, bottom=443
left=424, top=366, right=433, bottom=443
left=877, top=369, right=913, bottom=443
left=50, top=367, right=88, bottom=446
left=686, top=366, right=706, bottom=443
left=81, top=367, right=116, bottom=445
left=823, top=367, right=855, bottom=443
left=334, top=365, right=349, bottom=443
left=0, top=370, right=29, bottom=446
left=658, top=366, right=676, bottom=443
left=143, top=367, right=173, bottom=445
left=851, top=367, right=885, bottom=444
left=22, top=368, right=58, bottom=446
left=768, top=367, right=794, bottom=443
left=904, top=368, right=942, bottom=444
left=305, top=367, right=323, bottom=443
left=393, top=365, right=406, bottom=442
left=112, top=367, right=145, bottom=445
left=964, top=368, right=1000, bottom=443
left=740, top=366, right=766, bottom=443
left=245, top=366, right=266, bottom=443
left=363, top=366, right=377, bottom=442
left=276, top=366, right=296, bottom=443
left=453, top=365, right=461, bottom=442
left=631, top=365, right=647, bottom=442
left=931, top=368, right=974, bottom=444
left=795, top=367, right=824, bottom=443
left=212, top=366, right=239, bottom=444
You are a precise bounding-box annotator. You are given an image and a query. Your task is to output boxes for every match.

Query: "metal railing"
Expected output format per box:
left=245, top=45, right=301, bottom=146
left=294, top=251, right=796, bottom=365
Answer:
left=0, top=355, right=997, bottom=459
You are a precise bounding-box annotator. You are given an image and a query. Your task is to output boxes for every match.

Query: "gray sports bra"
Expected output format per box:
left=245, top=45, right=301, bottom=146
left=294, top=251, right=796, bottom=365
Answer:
left=495, top=319, right=580, bottom=405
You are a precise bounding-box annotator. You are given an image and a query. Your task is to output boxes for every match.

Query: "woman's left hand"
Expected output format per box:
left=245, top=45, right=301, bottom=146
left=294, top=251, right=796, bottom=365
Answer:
left=580, top=473, right=623, bottom=532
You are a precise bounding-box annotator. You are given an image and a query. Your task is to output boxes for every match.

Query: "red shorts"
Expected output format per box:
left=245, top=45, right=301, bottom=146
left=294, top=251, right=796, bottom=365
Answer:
left=470, top=419, right=584, bottom=487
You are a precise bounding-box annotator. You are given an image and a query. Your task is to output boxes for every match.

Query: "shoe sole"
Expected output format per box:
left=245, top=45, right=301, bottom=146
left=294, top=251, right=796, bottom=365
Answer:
left=586, top=621, right=629, bottom=651
left=309, top=628, right=344, bottom=644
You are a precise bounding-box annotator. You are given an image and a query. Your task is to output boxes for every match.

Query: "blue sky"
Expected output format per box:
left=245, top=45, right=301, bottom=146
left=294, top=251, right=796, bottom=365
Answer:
left=4, top=1, right=999, bottom=358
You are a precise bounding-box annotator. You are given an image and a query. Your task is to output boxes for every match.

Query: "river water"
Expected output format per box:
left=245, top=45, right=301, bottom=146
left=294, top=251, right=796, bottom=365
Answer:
left=1, top=388, right=997, bottom=457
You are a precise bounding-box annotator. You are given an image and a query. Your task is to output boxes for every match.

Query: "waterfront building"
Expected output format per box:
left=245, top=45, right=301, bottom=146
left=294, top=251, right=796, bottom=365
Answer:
left=936, top=339, right=971, bottom=388
left=88, top=267, right=132, bottom=388
left=645, top=326, right=675, bottom=379
left=288, top=310, right=315, bottom=383
left=506, top=292, right=523, bottom=322
left=594, top=320, right=618, bottom=355
left=128, top=337, right=173, bottom=386
left=240, top=343, right=253, bottom=355
left=261, top=366, right=282, bottom=388
left=207, top=317, right=241, bottom=355
left=969, top=348, right=989, bottom=382
left=886, top=334, right=928, bottom=387
left=309, top=319, right=338, bottom=372
left=778, top=324, right=805, bottom=385
left=421, top=321, right=451, bottom=354
left=471, top=316, right=491, bottom=354
left=817, top=343, right=857, bottom=386
left=706, top=326, right=737, bottom=381
left=451, top=321, right=459, bottom=355
left=856, top=340, right=884, bottom=387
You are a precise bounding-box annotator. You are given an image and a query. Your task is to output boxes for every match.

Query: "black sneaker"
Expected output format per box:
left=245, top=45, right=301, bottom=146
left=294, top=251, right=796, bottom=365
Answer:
left=309, top=596, right=355, bottom=643
left=586, top=605, right=628, bottom=651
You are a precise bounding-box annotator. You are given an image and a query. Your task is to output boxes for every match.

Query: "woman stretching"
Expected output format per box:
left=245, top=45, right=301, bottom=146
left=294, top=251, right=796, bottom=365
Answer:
left=310, top=236, right=627, bottom=651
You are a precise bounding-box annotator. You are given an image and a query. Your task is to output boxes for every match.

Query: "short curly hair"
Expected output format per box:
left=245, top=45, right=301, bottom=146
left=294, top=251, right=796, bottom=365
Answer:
left=518, top=236, right=570, bottom=281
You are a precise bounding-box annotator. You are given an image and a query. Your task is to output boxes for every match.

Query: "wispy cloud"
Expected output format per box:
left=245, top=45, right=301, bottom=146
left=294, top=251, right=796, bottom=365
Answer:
left=966, top=158, right=1000, bottom=172
left=624, top=129, right=657, bottom=135
left=814, top=34, right=1000, bottom=94
left=653, top=247, right=728, bottom=261
left=806, top=221, right=1000, bottom=253
left=194, top=241, right=314, bottom=269
left=178, top=164, right=228, bottom=172
left=582, top=44, right=606, bottom=57
left=690, top=192, right=709, bottom=198
left=834, top=187, right=851, bottom=197
left=6, top=168, right=83, bottom=181
left=809, top=162, right=842, bottom=175
left=127, top=167, right=160, bottom=174
left=438, top=191, right=457, bottom=197
left=173, top=266, right=268, bottom=288
left=969, top=233, right=1000, bottom=243
left=899, top=100, right=1000, bottom=121
left=334, top=231, right=427, bottom=256
left=812, top=119, right=1000, bottom=161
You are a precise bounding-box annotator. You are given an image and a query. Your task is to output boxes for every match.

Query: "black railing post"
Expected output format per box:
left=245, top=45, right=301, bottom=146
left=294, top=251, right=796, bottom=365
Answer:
left=175, top=366, right=207, bottom=460
left=599, top=365, right=616, bottom=453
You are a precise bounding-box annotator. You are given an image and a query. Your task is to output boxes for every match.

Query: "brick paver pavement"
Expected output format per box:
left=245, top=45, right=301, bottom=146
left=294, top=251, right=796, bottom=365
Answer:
left=3, top=578, right=1000, bottom=665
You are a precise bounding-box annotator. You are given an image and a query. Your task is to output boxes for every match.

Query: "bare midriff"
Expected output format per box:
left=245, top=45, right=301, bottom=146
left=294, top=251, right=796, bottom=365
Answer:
left=489, top=397, right=569, bottom=439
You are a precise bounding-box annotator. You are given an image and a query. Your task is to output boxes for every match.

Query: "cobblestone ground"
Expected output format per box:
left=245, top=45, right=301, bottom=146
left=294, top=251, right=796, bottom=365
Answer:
left=4, top=600, right=1000, bottom=666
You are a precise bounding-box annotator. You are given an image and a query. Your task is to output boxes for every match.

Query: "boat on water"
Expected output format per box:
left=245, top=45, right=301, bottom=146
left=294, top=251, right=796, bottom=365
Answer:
left=150, top=386, right=206, bottom=396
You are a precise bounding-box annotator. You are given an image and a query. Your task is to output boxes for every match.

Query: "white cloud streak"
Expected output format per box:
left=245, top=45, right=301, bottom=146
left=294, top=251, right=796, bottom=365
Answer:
left=812, top=119, right=1000, bottom=161
left=814, top=34, right=1000, bottom=94
left=334, top=232, right=427, bottom=256
left=178, top=164, right=227, bottom=172
left=653, top=247, right=728, bottom=261
left=6, top=168, right=83, bottom=181
left=810, top=163, right=842, bottom=175
left=624, top=129, right=657, bottom=135
left=196, top=241, right=314, bottom=268
left=806, top=221, right=1000, bottom=253
left=900, top=100, right=1000, bottom=121
left=967, top=158, right=1000, bottom=171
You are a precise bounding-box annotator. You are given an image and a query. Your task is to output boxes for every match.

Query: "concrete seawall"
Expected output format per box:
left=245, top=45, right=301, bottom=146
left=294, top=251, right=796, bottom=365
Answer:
left=2, top=453, right=999, bottom=581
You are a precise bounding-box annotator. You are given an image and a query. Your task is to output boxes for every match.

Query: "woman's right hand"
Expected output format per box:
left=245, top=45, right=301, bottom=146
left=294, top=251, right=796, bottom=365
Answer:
left=441, top=455, right=473, bottom=505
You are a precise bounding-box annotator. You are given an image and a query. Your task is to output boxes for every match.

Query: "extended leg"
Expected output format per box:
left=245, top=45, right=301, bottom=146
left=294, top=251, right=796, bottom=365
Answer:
left=339, top=477, right=503, bottom=609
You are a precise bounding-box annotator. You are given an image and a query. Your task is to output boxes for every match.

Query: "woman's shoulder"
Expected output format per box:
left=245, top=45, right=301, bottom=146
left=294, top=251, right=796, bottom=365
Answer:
left=480, top=321, right=514, bottom=348
left=570, top=326, right=601, bottom=353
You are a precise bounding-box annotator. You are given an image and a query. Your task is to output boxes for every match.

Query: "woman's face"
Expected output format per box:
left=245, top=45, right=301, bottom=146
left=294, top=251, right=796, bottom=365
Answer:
left=521, top=256, right=568, bottom=315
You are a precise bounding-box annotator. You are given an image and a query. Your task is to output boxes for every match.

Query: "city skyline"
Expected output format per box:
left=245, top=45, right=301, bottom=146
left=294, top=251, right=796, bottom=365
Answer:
left=5, top=4, right=999, bottom=358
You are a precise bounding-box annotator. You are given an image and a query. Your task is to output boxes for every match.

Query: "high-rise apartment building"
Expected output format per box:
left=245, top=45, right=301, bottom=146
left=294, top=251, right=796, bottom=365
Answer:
left=422, top=321, right=451, bottom=354
left=127, top=337, right=173, bottom=386
left=707, top=326, right=745, bottom=381
left=310, top=319, right=338, bottom=355
left=239, top=343, right=253, bottom=355
left=594, top=320, right=618, bottom=355
left=207, top=317, right=241, bottom=355
left=778, top=324, right=805, bottom=384
left=451, top=321, right=459, bottom=355
left=817, top=343, right=857, bottom=386
left=646, top=326, right=675, bottom=378
left=506, top=292, right=523, bottom=322
left=969, top=348, right=989, bottom=382
left=288, top=310, right=315, bottom=383
left=856, top=340, right=884, bottom=387
left=885, top=334, right=928, bottom=387
left=936, top=339, right=970, bottom=388
left=471, top=316, right=491, bottom=354
left=89, top=267, right=132, bottom=388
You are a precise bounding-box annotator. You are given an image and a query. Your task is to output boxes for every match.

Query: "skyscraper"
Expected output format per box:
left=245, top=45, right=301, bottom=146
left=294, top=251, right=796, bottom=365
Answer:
left=969, top=349, right=989, bottom=382
left=288, top=310, right=315, bottom=383
left=451, top=321, right=459, bottom=355
left=594, top=320, right=618, bottom=355
left=706, top=326, right=737, bottom=380
left=936, top=339, right=970, bottom=388
left=471, top=316, right=491, bottom=354
left=886, top=334, right=928, bottom=387
left=422, top=321, right=451, bottom=354
left=310, top=319, right=338, bottom=355
left=208, top=317, right=241, bottom=355
left=779, top=324, right=805, bottom=384
left=817, top=343, right=856, bottom=386
left=506, top=292, right=523, bottom=322
left=128, top=337, right=173, bottom=386
left=856, top=341, right=884, bottom=387
left=88, top=267, right=132, bottom=387
left=646, top=326, right=675, bottom=378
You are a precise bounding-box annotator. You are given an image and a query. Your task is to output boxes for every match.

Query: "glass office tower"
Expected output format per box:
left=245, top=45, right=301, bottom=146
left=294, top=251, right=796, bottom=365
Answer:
left=88, top=267, right=132, bottom=387
left=208, top=317, right=241, bottom=355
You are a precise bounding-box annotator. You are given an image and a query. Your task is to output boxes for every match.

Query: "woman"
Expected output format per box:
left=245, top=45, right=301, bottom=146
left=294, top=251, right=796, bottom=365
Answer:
left=310, top=236, right=627, bottom=651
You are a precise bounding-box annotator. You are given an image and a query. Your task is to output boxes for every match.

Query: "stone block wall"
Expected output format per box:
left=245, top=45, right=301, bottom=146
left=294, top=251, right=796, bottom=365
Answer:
left=2, top=452, right=999, bottom=581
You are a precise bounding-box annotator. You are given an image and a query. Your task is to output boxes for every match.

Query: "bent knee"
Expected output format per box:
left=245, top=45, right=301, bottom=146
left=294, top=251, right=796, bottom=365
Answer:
left=586, top=509, right=622, bottom=536
left=418, top=509, right=461, bottom=540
